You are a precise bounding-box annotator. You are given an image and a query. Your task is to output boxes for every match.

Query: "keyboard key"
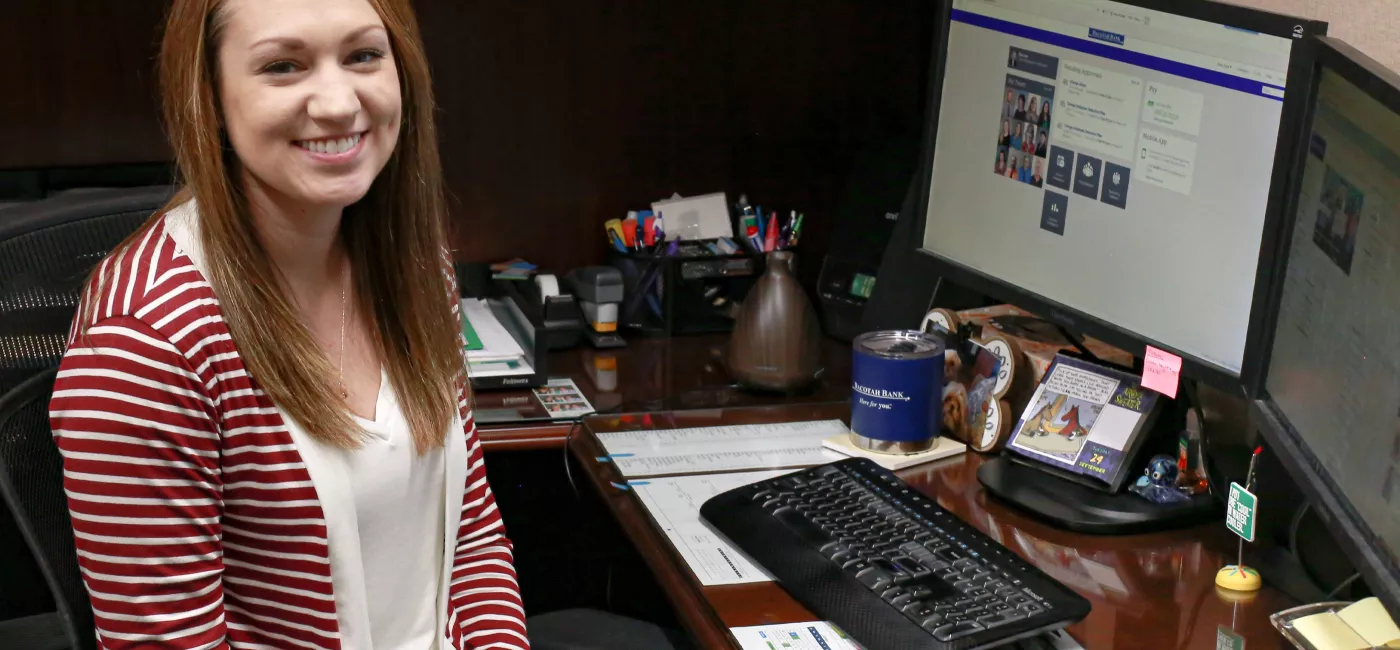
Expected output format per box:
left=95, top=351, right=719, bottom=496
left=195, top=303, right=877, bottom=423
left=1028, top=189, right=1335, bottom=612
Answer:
left=931, top=621, right=985, bottom=641
left=856, top=567, right=894, bottom=591
left=918, top=613, right=946, bottom=630
left=979, top=609, right=1027, bottom=627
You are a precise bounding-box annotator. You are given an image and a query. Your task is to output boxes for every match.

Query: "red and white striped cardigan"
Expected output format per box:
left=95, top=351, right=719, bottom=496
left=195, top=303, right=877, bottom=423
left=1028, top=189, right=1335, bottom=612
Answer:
left=49, top=207, right=529, bottom=650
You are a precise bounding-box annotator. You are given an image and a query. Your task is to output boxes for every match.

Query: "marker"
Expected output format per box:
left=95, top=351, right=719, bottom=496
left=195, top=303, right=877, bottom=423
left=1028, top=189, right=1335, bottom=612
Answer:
left=621, top=216, right=638, bottom=249
left=755, top=205, right=766, bottom=244
left=642, top=214, right=656, bottom=247
left=741, top=213, right=761, bottom=251
left=763, top=211, right=779, bottom=252
left=790, top=213, right=805, bottom=247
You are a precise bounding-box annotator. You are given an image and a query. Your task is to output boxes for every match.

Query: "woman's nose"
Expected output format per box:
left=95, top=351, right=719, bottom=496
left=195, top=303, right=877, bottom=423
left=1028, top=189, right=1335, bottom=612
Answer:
left=307, top=71, right=362, bottom=124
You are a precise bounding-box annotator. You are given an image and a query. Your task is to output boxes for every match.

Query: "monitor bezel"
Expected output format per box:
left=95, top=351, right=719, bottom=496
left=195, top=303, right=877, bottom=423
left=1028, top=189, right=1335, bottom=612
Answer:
left=906, top=0, right=1326, bottom=395
left=1254, top=400, right=1400, bottom=614
left=1252, top=33, right=1400, bottom=617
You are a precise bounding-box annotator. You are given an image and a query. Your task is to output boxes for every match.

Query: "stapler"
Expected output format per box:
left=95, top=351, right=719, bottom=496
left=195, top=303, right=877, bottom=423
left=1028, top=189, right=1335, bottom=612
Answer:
left=565, top=266, right=627, bottom=348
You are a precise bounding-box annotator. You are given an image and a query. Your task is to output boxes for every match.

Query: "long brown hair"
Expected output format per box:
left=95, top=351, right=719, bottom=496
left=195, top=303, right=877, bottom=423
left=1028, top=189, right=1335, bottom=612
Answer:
left=88, top=0, right=462, bottom=453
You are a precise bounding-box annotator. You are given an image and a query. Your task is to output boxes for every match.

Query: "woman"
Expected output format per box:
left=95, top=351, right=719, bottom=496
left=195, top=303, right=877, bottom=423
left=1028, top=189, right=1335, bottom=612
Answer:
left=1010, top=123, right=1023, bottom=152
left=1036, top=130, right=1049, bottom=157
left=1039, top=100, right=1052, bottom=129
left=1022, top=125, right=1037, bottom=154
left=49, top=1, right=677, bottom=648
left=1027, top=96, right=1040, bottom=124
left=1007, top=157, right=1020, bottom=180
left=999, top=119, right=1012, bottom=148
left=994, top=149, right=1008, bottom=175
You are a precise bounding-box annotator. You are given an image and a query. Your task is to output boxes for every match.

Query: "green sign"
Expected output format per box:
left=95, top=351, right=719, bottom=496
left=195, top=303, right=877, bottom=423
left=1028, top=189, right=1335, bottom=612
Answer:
left=1226, top=482, right=1257, bottom=542
left=1216, top=625, right=1245, bottom=650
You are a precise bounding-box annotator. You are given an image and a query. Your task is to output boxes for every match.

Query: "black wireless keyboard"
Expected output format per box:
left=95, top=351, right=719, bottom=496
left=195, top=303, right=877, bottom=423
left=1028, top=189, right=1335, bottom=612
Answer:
left=700, top=458, right=1091, bottom=650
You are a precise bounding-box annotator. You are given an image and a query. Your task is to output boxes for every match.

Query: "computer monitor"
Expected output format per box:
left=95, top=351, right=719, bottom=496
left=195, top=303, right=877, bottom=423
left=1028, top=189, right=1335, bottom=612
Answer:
left=1254, top=35, right=1400, bottom=614
left=896, top=0, right=1324, bottom=392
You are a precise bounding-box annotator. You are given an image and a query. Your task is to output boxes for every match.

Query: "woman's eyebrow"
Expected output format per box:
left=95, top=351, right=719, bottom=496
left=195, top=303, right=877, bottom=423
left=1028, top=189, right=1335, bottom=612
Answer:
left=249, top=24, right=386, bottom=51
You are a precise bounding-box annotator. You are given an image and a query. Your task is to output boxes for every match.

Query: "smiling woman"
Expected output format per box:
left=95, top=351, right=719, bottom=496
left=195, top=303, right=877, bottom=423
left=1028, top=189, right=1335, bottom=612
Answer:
left=42, top=0, right=684, bottom=649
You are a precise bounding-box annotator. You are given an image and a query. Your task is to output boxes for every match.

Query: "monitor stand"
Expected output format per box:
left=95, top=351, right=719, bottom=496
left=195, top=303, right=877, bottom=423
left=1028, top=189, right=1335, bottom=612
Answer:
left=977, top=456, right=1220, bottom=535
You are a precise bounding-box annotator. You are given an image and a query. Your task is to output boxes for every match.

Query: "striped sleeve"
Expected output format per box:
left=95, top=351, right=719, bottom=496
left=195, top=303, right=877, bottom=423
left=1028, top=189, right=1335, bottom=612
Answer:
left=443, top=263, right=530, bottom=649
left=50, top=317, right=229, bottom=650
left=446, top=415, right=530, bottom=650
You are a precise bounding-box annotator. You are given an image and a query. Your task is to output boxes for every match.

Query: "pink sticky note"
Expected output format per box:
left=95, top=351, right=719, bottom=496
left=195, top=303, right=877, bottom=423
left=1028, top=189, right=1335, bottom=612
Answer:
left=1142, top=346, right=1182, bottom=399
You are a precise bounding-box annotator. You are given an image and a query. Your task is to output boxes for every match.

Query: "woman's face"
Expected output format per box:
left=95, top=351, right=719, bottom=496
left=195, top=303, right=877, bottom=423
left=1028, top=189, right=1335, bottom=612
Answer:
left=1002, top=120, right=1010, bottom=135
left=216, top=0, right=402, bottom=210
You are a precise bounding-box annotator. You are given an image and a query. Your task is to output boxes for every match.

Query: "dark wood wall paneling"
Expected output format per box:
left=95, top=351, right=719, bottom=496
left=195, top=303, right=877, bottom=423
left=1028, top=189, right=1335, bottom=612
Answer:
left=0, top=0, right=934, bottom=281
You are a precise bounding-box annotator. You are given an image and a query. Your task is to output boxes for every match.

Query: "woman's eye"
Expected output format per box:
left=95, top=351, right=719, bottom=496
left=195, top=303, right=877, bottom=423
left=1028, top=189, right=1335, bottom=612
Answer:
left=348, top=49, right=385, bottom=65
left=262, top=61, right=299, bottom=75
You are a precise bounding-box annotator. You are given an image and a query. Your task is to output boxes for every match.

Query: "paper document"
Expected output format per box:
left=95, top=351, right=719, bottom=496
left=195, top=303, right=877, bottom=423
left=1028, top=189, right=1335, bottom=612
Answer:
left=730, top=622, right=861, bottom=650
left=597, top=420, right=849, bottom=477
left=460, top=299, right=525, bottom=360
left=461, top=299, right=531, bottom=378
left=633, top=470, right=792, bottom=586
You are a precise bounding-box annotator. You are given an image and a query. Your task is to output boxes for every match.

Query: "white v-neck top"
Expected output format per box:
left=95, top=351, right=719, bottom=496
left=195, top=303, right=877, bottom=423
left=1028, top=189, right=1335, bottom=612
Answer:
left=342, top=370, right=446, bottom=649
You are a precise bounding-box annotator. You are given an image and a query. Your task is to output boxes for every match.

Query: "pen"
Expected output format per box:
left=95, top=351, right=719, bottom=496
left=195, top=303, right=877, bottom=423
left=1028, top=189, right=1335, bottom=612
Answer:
left=779, top=210, right=795, bottom=249
left=755, top=205, right=766, bottom=244
left=763, top=211, right=779, bottom=252
left=790, top=213, right=805, bottom=247
left=634, top=212, right=649, bottom=251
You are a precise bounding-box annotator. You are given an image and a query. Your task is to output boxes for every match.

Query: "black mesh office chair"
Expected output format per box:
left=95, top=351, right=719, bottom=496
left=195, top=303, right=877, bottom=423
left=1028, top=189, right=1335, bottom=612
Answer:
left=0, top=186, right=174, bottom=396
left=0, top=186, right=173, bottom=649
left=0, top=368, right=89, bottom=650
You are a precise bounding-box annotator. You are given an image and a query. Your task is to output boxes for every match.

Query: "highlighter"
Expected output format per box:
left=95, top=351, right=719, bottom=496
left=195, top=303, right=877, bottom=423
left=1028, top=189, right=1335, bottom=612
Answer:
left=604, top=219, right=628, bottom=252
left=763, top=212, right=779, bottom=252
left=621, top=216, right=638, bottom=249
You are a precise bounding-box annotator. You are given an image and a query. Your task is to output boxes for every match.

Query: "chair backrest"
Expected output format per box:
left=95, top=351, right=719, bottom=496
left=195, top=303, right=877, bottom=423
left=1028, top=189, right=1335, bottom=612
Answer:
left=0, top=185, right=174, bottom=396
left=0, top=185, right=170, bottom=647
left=0, top=367, right=94, bottom=650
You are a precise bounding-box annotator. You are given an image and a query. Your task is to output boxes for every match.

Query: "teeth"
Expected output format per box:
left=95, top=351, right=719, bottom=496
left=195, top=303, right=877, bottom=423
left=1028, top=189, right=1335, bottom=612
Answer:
left=299, top=133, right=361, bottom=154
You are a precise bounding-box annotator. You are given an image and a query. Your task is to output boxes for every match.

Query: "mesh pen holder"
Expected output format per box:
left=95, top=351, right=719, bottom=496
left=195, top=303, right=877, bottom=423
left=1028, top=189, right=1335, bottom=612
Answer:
left=608, top=250, right=768, bottom=336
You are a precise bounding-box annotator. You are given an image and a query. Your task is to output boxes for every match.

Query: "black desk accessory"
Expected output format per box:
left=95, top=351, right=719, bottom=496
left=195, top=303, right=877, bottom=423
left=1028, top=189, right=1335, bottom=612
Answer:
left=453, top=263, right=551, bottom=390
left=565, top=266, right=626, bottom=349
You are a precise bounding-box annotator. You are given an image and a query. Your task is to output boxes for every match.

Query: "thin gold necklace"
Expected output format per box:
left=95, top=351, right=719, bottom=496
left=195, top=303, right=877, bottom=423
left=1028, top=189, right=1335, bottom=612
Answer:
left=338, top=263, right=349, bottom=400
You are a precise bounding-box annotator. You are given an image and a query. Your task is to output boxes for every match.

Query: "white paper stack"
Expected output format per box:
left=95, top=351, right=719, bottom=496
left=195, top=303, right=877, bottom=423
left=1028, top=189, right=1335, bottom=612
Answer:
left=461, top=299, right=532, bottom=377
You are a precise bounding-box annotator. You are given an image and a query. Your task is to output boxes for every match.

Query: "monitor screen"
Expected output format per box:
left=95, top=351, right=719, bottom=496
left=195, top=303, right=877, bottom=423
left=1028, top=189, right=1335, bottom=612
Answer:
left=1266, top=64, right=1400, bottom=568
left=920, top=0, right=1298, bottom=375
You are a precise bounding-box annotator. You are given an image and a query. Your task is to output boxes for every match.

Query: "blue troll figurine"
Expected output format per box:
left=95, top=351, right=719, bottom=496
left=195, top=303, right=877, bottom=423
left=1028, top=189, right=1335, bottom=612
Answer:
left=1130, top=454, right=1190, bottom=504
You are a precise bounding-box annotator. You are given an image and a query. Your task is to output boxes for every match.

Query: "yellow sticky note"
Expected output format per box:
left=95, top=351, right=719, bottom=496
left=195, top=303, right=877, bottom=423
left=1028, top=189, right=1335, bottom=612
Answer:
left=1338, top=597, right=1400, bottom=648
left=1293, top=612, right=1370, bottom=650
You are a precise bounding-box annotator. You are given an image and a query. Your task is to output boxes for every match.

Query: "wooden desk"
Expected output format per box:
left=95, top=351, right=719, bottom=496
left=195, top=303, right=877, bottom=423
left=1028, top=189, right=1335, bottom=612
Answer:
left=475, top=334, right=853, bottom=451
left=570, top=402, right=1298, bottom=649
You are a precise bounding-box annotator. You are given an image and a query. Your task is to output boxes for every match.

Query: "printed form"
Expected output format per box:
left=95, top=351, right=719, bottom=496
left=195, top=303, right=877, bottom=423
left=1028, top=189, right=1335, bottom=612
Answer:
left=633, top=470, right=793, bottom=586
left=598, top=420, right=850, bottom=477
